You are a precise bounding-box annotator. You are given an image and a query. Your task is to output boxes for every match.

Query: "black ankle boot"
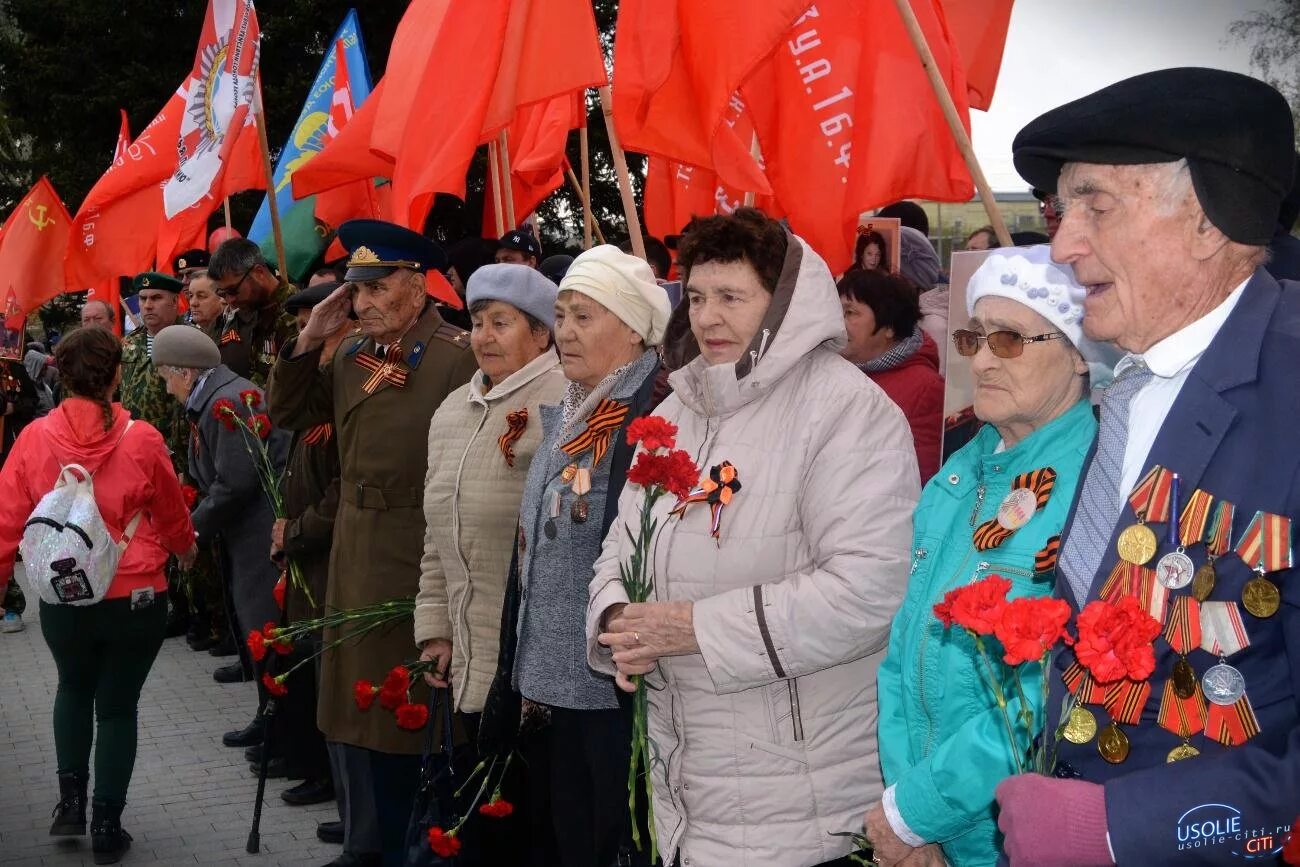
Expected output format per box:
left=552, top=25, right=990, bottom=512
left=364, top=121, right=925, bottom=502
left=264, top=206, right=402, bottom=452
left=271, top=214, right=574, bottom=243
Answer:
left=49, top=770, right=87, bottom=836
left=90, top=799, right=132, bottom=865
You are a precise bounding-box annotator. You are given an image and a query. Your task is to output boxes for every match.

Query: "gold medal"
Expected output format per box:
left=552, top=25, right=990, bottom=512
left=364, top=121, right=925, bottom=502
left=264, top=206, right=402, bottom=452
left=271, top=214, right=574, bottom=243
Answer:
left=1117, top=523, right=1158, bottom=565
left=1172, top=658, right=1198, bottom=700
left=1241, top=576, right=1280, bottom=619
left=560, top=464, right=578, bottom=484
left=1097, top=721, right=1130, bottom=764
left=1062, top=705, right=1098, bottom=745
left=1166, top=742, right=1200, bottom=763
left=1192, top=561, right=1217, bottom=602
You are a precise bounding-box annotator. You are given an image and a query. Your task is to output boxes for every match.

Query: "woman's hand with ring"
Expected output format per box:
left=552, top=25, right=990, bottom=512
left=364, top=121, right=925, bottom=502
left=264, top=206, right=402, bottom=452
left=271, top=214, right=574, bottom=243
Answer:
left=598, top=600, right=699, bottom=693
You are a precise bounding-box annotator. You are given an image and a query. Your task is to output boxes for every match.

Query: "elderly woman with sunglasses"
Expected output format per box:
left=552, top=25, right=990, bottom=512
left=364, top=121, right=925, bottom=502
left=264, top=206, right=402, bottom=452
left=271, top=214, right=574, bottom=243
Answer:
left=870, top=246, right=1115, bottom=867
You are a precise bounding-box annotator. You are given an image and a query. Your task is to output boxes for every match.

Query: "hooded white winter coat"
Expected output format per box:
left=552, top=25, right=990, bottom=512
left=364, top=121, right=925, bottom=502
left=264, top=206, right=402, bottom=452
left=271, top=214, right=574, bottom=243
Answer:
left=586, top=234, right=920, bottom=866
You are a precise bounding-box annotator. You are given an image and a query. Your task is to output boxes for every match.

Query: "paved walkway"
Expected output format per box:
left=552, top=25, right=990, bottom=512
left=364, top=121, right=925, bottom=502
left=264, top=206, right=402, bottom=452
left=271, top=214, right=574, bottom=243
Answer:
left=0, top=609, right=342, bottom=866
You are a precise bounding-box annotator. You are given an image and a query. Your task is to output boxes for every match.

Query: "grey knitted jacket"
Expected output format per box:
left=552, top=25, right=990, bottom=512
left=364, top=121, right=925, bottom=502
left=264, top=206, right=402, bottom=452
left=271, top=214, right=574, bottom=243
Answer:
left=512, top=349, right=660, bottom=710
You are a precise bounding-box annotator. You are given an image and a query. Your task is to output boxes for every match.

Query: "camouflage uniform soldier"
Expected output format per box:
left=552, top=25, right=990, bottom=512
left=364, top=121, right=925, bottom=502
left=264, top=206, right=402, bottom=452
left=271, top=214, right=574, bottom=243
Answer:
left=206, top=240, right=298, bottom=388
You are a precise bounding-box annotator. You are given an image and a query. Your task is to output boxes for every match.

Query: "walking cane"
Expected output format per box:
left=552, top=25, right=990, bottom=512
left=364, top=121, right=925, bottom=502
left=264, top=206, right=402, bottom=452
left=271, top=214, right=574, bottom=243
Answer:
left=246, top=652, right=279, bottom=853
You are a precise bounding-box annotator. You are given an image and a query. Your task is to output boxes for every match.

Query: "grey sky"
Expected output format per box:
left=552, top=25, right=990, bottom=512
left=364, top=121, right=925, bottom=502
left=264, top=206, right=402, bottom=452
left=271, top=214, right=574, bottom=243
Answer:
left=971, top=0, right=1271, bottom=192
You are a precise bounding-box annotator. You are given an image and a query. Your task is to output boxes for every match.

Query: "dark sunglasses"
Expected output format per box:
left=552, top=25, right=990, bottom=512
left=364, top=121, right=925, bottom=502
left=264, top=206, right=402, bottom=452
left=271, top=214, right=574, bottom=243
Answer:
left=952, top=329, right=1066, bottom=359
left=214, top=265, right=256, bottom=298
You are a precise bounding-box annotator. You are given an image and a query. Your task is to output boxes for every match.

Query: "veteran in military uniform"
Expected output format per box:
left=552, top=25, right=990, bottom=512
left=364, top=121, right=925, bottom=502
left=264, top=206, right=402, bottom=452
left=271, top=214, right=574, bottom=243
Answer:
left=173, top=248, right=210, bottom=290
left=270, top=220, right=478, bottom=864
left=994, top=69, right=1300, bottom=866
left=119, top=272, right=198, bottom=636
left=207, top=239, right=298, bottom=388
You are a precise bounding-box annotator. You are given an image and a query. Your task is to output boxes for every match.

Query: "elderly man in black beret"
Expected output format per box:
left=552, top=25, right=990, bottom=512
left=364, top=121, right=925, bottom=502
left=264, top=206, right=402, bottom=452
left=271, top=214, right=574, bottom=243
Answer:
left=992, top=68, right=1299, bottom=866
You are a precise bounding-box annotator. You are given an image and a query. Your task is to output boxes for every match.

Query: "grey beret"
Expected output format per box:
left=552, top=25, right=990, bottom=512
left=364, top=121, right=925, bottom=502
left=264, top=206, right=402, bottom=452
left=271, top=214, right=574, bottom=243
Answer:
left=465, top=263, right=558, bottom=329
left=151, top=324, right=221, bottom=369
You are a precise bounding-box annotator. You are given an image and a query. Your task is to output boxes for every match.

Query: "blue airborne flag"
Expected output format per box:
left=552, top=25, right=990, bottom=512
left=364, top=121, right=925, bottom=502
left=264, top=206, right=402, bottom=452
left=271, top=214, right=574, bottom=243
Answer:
left=248, top=10, right=372, bottom=252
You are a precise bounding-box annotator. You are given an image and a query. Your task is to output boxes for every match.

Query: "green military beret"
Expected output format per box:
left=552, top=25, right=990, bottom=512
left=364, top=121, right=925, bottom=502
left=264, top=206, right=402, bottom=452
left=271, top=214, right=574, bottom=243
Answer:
left=131, top=271, right=184, bottom=295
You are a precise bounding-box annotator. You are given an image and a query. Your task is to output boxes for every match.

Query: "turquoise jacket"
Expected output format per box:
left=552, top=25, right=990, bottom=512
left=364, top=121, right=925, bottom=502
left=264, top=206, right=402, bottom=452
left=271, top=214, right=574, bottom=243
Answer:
left=877, top=399, right=1097, bottom=867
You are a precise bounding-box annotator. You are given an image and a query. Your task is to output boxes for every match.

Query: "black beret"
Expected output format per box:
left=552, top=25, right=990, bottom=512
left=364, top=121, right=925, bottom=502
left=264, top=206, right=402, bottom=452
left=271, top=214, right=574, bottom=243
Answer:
left=173, top=248, right=210, bottom=275
left=1013, top=68, right=1295, bottom=245
left=285, top=281, right=342, bottom=314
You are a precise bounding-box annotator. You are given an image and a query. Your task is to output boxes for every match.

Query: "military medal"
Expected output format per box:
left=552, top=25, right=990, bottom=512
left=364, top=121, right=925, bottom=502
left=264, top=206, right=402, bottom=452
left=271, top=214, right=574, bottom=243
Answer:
left=570, top=468, right=592, bottom=524
left=1193, top=500, right=1235, bottom=602
left=1201, top=662, right=1245, bottom=706
left=1164, top=596, right=1202, bottom=700
left=1097, top=721, right=1131, bottom=764
left=1167, top=742, right=1201, bottom=763
left=544, top=490, right=561, bottom=540
left=1234, top=511, right=1292, bottom=619
left=1062, top=705, right=1098, bottom=745
left=1119, top=466, right=1174, bottom=566
left=560, top=464, right=578, bottom=485
left=1156, top=476, right=1198, bottom=590
left=973, top=467, right=1056, bottom=551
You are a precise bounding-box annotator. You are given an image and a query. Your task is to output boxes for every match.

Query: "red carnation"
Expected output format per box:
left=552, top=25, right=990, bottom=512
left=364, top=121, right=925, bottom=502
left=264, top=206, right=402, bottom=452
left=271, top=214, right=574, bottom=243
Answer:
left=354, top=680, right=379, bottom=711
left=262, top=672, right=288, bottom=697
left=663, top=450, right=701, bottom=499
left=479, top=797, right=515, bottom=818
left=1074, top=596, right=1161, bottom=685
left=238, top=389, right=262, bottom=409
left=932, top=588, right=959, bottom=628
left=378, top=684, right=406, bottom=711
left=180, top=484, right=198, bottom=509
left=246, top=629, right=267, bottom=662
left=428, top=827, right=461, bottom=857
left=273, top=574, right=286, bottom=611
left=382, top=666, right=409, bottom=692
left=249, top=413, right=273, bottom=440
left=626, top=416, right=678, bottom=451
left=947, top=575, right=1012, bottom=636
left=211, top=399, right=239, bottom=431
left=1282, top=816, right=1300, bottom=865
left=395, top=703, right=430, bottom=731
left=994, top=596, right=1073, bottom=666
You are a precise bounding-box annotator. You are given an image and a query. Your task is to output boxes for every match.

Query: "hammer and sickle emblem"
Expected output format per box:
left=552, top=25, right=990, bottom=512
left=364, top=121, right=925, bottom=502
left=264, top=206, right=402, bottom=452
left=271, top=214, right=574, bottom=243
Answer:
left=28, top=204, right=56, bottom=231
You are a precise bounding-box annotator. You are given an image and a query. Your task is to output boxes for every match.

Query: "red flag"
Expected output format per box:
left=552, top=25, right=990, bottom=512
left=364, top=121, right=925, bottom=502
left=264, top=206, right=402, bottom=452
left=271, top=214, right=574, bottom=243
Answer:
left=113, top=110, right=131, bottom=162
left=941, top=0, right=1014, bottom=111
left=315, top=39, right=382, bottom=233
left=291, top=78, right=393, bottom=199
left=742, top=0, right=974, bottom=273
left=369, top=0, right=454, bottom=163
left=1, top=178, right=74, bottom=322
left=613, top=0, right=808, bottom=194
left=481, top=93, right=583, bottom=236
left=163, top=0, right=262, bottom=218
left=390, top=0, right=607, bottom=230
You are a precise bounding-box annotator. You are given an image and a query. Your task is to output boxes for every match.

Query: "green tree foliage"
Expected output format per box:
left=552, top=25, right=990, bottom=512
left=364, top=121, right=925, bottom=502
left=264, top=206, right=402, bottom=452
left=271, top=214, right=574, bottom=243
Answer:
left=1228, top=0, right=1300, bottom=149
left=0, top=0, right=643, bottom=254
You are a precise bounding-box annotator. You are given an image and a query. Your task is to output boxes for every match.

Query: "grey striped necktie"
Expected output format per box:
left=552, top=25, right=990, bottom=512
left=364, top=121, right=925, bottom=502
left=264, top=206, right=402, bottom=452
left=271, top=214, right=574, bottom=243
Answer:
left=1059, top=361, right=1154, bottom=604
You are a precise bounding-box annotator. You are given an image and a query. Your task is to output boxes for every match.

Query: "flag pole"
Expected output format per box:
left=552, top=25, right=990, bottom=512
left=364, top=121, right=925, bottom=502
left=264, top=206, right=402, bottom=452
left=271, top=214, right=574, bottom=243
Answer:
left=579, top=124, right=593, bottom=249
left=565, top=165, right=607, bottom=245
left=892, top=0, right=1012, bottom=247
left=743, top=133, right=761, bottom=208
left=223, top=196, right=234, bottom=230
left=253, top=74, right=290, bottom=280
left=488, top=142, right=506, bottom=237
left=598, top=85, right=646, bottom=261
left=497, top=130, right=517, bottom=229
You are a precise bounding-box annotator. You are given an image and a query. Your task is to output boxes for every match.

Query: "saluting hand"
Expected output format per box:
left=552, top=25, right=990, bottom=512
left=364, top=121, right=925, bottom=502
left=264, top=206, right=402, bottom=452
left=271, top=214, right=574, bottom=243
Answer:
left=292, top=284, right=352, bottom=357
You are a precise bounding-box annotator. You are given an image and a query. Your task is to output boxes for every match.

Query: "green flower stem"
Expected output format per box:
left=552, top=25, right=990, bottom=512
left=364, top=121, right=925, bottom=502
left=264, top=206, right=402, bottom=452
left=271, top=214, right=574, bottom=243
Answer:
left=972, top=634, right=1024, bottom=776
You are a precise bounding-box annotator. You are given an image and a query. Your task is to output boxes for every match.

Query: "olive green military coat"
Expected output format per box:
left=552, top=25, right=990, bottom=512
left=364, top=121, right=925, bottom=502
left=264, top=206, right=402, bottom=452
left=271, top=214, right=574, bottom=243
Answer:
left=270, top=302, right=477, bottom=754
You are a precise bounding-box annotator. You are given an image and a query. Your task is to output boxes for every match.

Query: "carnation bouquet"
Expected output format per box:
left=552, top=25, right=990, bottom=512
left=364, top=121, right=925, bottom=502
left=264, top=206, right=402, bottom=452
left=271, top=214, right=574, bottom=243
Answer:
left=617, top=416, right=700, bottom=861
left=211, top=389, right=314, bottom=606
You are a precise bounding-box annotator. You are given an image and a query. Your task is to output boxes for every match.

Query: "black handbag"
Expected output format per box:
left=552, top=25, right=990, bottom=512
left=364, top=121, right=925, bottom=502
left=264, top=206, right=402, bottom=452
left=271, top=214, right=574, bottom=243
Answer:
left=403, top=687, right=458, bottom=867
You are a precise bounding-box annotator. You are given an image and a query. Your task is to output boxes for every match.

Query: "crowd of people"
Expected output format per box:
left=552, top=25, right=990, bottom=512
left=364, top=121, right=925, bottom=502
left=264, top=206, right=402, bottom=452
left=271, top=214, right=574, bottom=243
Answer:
left=1, top=65, right=1299, bottom=867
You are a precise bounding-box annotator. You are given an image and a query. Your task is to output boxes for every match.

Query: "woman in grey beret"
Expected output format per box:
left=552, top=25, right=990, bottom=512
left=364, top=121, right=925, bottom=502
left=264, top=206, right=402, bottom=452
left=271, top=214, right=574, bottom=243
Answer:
left=153, top=325, right=290, bottom=749
left=413, top=263, right=565, bottom=864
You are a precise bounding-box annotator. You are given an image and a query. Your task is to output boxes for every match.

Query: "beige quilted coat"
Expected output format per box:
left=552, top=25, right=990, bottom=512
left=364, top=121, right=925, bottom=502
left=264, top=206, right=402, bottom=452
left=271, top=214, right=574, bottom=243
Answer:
left=587, top=235, right=920, bottom=866
left=414, top=351, right=566, bottom=712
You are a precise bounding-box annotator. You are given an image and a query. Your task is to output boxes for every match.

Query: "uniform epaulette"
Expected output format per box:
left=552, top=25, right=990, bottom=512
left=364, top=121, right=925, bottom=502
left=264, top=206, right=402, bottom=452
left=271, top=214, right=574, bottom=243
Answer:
left=433, top=322, right=470, bottom=347
left=344, top=336, right=368, bottom=357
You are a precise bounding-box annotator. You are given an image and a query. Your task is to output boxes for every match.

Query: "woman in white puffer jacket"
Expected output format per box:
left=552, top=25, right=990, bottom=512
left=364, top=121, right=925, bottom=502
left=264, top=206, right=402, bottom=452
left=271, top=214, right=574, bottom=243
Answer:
left=586, top=209, right=920, bottom=866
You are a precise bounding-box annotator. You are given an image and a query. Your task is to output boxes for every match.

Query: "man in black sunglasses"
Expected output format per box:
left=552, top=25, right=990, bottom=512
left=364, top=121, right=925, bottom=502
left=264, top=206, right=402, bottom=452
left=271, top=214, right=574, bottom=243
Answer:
left=206, top=239, right=298, bottom=388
